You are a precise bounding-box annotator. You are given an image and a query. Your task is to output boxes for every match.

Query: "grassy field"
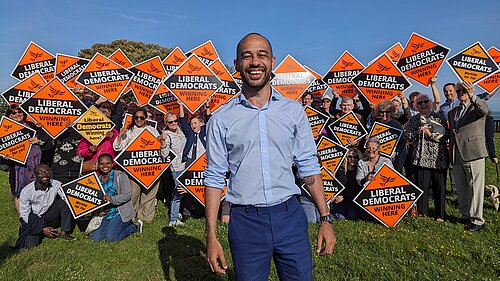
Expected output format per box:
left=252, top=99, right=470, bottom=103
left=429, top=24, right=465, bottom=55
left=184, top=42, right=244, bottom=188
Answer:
left=1, top=146, right=500, bottom=280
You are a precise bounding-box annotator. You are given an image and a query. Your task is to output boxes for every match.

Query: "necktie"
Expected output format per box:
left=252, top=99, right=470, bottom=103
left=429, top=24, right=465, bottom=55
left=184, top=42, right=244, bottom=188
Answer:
left=454, top=104, right=465, bottom=129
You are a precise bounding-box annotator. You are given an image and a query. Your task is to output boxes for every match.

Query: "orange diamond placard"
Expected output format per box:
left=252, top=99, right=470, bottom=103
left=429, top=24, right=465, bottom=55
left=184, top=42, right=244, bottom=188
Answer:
left=447, top=42, right=499, bottom=85
left=115, top=127, right=175, bottom=190
left=150, top=83, right=180, bottom=115
left=76, top=53, right=133, bottom=103
left=323, top=51, right=365, bottom=98
left=327, top=112, right=367, bottom=146
left=304, top=106, right=330, bottom=138
left=20, top=78, right=87, bottom=139
left=301, top=167, right=345, bottom=204
left=108, top=49, right=133, bottom=68
left=208, top=59, right=240, bottom=113
left=366, top=122, right=403, bottom=158
left=11, top=42, right=55, bottom=82
left=0, top=116, right=36, bottom=164
left=316, top=136, right=348, bottom=176
left=186, top=40, right=220, bottom=66
left=304, top=65, right=329, bottom=100
left=162, top=46, right=187, bottom=76
left=177, top=152, right=226, bottom=206
left=55, top=54, right=89, bottom=89
left=477, top=46, right=500, bottom=93
left=352, top=54, right=411, bottom=105
left=1, top=72, right=46, bottom=105
left=60, top=172, right=110, bottom=219
left=163, top=54, right=222, bottom=114
left=397, top=33, right=450, bottom=87
left=385, top=42, right=404, bottom=63
left=354, top=164, right=423, bottom=227
left=271, top=55, right=315, bottom=101
left=128, top=56, right=166, bottom=105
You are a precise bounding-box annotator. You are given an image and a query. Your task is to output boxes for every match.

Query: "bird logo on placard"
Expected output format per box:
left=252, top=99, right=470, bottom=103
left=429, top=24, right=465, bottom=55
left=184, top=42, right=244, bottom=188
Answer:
left=411, top=43, right=424, bottom=53
left=140, top=137, right=154, bottom=148
left=492, top=55, right=500, bottom=61
left=390, top=50, right=400, bottom=60
left=187, top=63, right=202, bottom=74
left=95, top=60, right=110, bottom=70
left=28, top=80, right=42, bottom=91
left=340, top=60, right=354, bottom=70
left=471, top=48, right=481, bottom=55
left=84, top=178, right=95, bottom=186
left=3, top=124, right=12, bottom=131
left=376, top=62, right=391, bottom=73
left=29, top=51, right=43, bottom=61
left=113, top=58, right=125, bottom=66
left=201, top=47, right=214, bottom=57
left=380, top=175, right=396, bottom=186
left=212, top=67, right=225, bottom=77
left=173, top=55, right=184, bottom=64
left=59, top=59, right=68, bottom=67
left=48, top=86, right=65, bottom=98
left=147, top=63, right=162, bottom=74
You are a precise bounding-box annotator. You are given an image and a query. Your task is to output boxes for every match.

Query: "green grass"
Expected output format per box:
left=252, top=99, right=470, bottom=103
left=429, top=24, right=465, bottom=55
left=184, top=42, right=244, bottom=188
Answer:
left=1, top=139, right=500, bottom=280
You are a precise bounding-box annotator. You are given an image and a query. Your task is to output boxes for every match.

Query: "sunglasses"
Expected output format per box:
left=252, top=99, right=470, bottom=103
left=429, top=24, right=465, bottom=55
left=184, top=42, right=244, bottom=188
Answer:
left=322, top=100, right=331, bottom=103
left=347, top=155, right=359, bottom=159
left=456, top=89, right=467, bottom=94
left=366, top=147, right=379, bottom=151
left=134, top=116, right=146, bottom=120
left=11, top=110, right=23, bottom=115
left=417, top=100, right=430, bottom=105
left=167, top=120, right=178, bottom=124
left=353, top=99, right=360, bottom=102
left=379, top=110, right=391, bottom=114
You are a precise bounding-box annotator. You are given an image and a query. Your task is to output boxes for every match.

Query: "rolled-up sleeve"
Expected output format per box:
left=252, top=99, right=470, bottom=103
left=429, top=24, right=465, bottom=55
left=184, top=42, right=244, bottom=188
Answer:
left=293, top=106, right=321, bottom=178
left=204, top=117, right=229, bottom=189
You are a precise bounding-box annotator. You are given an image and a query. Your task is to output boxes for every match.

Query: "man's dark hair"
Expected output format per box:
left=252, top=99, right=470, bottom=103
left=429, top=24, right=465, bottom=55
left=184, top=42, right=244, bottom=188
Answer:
left=443, top=83, right=455, bottom=92
left=236, top=33, right=273, bottom=58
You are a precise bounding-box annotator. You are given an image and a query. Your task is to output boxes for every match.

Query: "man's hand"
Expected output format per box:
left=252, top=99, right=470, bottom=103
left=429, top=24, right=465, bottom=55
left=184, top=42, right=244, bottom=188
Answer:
left=463, top=81, right=475, bottom=98
left=43, top=227, right=57, bottom=238
left=316, top=222, right=336, bottom=256
left=206, top=236, right=227, bottom=274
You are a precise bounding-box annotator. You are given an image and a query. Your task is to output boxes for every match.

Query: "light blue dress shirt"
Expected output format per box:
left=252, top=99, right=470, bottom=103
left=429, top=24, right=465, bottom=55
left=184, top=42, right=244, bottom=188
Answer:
left=204, top=89, right=321, bottom=206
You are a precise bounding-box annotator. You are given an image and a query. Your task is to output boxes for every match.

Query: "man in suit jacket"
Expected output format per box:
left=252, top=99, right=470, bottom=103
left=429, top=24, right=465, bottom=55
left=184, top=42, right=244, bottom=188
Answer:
left=448, top=81, right=489, bottom=231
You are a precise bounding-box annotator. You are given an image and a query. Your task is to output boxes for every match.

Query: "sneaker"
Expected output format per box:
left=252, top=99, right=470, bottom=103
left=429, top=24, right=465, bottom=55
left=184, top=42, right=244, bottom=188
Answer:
left=61, top=233, right=76, bottom=241
left=135, top=220, right=143, bottom=234
left=169, top=220, right=185, bottom=227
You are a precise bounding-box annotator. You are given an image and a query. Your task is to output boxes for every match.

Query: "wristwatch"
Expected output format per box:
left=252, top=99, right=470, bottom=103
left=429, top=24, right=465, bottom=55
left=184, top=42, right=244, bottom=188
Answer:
left=319, top=214, right=335, bottom=224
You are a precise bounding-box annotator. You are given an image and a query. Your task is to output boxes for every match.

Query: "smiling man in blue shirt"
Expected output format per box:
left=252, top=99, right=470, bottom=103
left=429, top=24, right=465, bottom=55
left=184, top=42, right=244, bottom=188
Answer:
left=204, top=33, right=336, bottom=281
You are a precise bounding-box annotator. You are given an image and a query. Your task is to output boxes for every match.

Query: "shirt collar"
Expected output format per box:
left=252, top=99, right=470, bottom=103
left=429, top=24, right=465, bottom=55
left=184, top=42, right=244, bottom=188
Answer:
left=35, top=180, right=52, bottom=191
left=237, top=88, right=281, bottom=108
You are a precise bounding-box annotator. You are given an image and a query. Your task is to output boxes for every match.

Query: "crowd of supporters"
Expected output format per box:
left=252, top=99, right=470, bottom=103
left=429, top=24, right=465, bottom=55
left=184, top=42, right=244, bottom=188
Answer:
left=2, top=76, right=497, bottom=249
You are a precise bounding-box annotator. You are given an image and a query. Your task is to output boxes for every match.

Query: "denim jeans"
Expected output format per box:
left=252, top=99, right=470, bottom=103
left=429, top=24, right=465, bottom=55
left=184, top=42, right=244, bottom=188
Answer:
left=169, top=170, right=184, bottom=223
left=90, top=215, right=136, bottom=241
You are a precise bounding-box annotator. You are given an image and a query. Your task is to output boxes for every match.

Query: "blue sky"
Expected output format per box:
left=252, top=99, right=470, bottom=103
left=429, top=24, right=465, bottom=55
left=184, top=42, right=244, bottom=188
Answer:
left=1, top=0, right=499, bottom=109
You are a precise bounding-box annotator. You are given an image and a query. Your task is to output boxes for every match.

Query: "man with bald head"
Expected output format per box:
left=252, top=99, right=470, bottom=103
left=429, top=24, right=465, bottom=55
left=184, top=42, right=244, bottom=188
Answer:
left=204, top=33, right=336, bottom=280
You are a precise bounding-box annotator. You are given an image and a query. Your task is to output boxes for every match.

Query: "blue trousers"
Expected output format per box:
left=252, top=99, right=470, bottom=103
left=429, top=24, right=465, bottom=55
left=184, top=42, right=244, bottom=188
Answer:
left=90, top=215, right=136, bottom=242
left=228, top=196, right=312, bottom=281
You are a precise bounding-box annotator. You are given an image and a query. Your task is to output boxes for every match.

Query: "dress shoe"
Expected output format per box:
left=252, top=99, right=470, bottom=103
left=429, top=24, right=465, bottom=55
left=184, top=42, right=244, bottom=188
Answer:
left=465, top=223, right=485, bottom=231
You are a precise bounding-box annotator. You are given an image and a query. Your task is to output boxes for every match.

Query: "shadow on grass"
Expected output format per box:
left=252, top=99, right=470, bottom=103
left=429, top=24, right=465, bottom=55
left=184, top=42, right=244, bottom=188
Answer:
left=0, top=240, right=15, bottom=266
left=158, top=226, right=234, bottom=281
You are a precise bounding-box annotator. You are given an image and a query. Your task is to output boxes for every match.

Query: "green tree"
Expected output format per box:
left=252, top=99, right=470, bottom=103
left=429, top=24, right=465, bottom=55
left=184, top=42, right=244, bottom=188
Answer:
left=78, top=39, right=172, bottom=64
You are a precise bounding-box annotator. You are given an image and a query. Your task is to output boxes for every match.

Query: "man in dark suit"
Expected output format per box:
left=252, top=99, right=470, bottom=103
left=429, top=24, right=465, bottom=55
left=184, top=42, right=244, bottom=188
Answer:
left=448, top=81, right=489, bottom=231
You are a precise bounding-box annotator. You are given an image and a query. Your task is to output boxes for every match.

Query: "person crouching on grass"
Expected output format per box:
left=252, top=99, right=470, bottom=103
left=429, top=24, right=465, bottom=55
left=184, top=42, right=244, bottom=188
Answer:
left=90, top=153, right=142, bottom=241
left=14, top=164, right=75, bottom=249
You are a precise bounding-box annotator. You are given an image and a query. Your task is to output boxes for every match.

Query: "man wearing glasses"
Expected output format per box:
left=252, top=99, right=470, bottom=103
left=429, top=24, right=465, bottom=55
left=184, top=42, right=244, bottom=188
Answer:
left=448, top=81, right=489, bottom=231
